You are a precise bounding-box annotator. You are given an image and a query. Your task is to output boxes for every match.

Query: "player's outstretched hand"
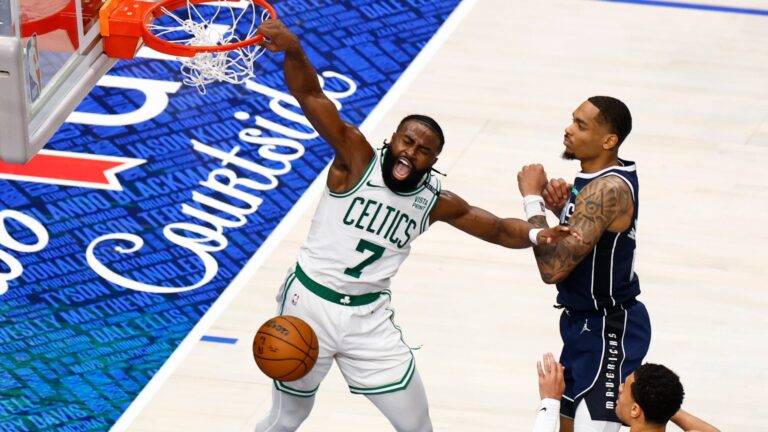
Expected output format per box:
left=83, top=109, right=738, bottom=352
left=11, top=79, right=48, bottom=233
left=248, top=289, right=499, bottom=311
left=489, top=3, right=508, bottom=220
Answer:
left=256, top=19, right=300, bottom=53
left=518, top=164, right=548, bottom=197
left=537, top=352, right=565, bottom=400
left=542, top=178, right=572, bottom=215
left=536, top=225, right=579, bottom=245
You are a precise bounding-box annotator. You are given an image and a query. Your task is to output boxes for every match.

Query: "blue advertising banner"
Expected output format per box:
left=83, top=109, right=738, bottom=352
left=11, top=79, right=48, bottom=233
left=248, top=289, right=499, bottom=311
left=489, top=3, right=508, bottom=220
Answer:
left=0, top=0, right=462, bottom=430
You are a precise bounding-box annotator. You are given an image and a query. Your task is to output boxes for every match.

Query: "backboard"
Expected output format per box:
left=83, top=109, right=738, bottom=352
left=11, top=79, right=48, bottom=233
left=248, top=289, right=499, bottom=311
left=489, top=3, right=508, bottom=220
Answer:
left=0, top=0, right=117, bottom=163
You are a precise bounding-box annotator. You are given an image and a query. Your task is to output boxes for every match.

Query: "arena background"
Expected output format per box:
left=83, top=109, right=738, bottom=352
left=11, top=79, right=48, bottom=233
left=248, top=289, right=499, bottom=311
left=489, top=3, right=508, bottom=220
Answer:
left=1, top=0, right=766, bottom=431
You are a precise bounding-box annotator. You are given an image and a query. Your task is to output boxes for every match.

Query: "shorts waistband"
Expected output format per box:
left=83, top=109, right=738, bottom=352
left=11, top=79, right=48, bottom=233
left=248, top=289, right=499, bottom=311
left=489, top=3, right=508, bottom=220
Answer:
left=557, top=299, right=638, bottom=318
left=295, top=263, right=383, bottom=307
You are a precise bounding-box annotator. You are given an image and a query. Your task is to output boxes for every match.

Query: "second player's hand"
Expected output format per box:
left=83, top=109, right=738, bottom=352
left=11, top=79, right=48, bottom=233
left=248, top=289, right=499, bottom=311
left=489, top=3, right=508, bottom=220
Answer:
left=256, top=19, right=300, bottom=52
left=537, top=352, right=565, bottom=400
left=542, top=178, right=572, bottom=214
left=537, top=225, right=580, bottom=245
left=517, top=164, right=548, bottom=196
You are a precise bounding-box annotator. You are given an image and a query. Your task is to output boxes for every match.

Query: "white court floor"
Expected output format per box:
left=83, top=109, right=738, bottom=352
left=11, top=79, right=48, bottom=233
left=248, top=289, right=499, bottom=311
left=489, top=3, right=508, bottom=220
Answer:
left=122, top=0, right=768, bottom=430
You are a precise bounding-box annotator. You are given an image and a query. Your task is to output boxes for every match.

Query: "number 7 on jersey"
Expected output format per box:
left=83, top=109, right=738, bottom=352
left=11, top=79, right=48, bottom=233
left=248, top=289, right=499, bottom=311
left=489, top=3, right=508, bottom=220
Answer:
left=344, top=239, right=385, bottom=278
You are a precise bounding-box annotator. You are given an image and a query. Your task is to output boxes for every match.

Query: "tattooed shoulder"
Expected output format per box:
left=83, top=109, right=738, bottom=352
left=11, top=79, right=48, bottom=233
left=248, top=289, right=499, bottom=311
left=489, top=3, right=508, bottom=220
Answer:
left=569, top=176, right=633, bottom=244
left=577, top=176, right=632, bottom=216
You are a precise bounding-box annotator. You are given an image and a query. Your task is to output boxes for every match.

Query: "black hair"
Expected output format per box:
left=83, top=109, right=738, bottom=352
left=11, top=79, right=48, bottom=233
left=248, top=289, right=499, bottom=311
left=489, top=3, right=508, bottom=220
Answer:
left=631, top=363, right=685, bottom=425
left=398, top=114, right=445, bottom=151
left=588, top=96, right=632, bottom=145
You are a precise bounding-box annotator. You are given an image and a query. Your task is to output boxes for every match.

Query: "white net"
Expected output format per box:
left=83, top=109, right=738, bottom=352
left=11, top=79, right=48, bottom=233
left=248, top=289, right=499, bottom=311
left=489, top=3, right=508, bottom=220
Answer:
left=147, top=0, right=271, bottom=93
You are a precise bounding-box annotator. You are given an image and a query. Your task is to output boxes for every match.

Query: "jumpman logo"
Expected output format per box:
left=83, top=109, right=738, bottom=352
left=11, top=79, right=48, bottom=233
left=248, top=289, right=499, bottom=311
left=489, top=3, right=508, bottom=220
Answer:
left=580, top=319, right=591, bottom=334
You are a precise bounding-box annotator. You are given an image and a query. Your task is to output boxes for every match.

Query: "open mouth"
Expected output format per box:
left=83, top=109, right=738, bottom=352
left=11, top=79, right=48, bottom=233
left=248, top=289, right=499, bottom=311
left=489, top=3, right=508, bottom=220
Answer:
left=393, top=157, right=413, bottom=181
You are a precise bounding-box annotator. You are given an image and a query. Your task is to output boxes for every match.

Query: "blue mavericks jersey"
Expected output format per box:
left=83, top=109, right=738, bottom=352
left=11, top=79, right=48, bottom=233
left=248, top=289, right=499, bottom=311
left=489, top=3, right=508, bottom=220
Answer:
left=556, top=159, right=640, bottom=313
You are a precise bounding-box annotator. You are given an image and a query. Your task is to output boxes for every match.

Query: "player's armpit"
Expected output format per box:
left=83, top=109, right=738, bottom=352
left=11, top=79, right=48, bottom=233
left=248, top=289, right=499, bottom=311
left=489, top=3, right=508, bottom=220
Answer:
left=532, top=176, right=633, bottom=283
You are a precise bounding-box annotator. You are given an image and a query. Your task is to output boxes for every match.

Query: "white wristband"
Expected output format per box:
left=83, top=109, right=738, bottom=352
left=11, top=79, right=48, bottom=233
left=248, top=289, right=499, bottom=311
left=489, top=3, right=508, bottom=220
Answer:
left=532, top=398, right=561, bottom=432
left=523, top=195, right=546, bottom=220
left=529, top=228, right=544, bottom=245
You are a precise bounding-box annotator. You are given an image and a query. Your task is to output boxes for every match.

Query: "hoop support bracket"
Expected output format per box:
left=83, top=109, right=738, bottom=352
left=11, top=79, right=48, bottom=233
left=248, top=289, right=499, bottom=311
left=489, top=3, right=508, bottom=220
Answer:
left=100, top=0, right=156, bottom=59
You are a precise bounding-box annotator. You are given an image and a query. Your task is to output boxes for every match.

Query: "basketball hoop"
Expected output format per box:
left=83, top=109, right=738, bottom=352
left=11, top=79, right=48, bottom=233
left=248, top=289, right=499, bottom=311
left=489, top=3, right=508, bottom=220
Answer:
left=101, top=0, right=277, bottom=93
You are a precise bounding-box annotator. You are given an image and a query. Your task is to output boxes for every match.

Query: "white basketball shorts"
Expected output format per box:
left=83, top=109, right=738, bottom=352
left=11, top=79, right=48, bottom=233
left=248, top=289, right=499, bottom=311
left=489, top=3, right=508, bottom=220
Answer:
left=271, top=264, right=416, bottom=397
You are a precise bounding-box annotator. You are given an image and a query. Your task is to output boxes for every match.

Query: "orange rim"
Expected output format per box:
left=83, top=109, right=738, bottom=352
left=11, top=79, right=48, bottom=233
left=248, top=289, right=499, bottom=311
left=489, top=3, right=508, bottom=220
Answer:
left=139, top=0, right=277, bottom=57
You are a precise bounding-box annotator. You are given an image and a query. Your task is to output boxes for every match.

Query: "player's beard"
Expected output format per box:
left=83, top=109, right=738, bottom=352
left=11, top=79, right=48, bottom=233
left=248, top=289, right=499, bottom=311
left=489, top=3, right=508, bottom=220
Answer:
left=561, top=150, right=577, bottom=160
left=381, top=147, right=430, bottom=193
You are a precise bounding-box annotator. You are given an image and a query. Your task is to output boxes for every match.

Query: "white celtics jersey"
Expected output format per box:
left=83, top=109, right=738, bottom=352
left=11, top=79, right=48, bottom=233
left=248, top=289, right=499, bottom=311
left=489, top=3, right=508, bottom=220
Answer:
left=296, top=148, right=442, bottom=295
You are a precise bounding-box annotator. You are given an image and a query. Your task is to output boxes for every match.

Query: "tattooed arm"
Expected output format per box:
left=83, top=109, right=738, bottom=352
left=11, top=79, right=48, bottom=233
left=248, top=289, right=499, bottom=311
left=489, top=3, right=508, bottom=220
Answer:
left=529, top=176, right=634, bottom=284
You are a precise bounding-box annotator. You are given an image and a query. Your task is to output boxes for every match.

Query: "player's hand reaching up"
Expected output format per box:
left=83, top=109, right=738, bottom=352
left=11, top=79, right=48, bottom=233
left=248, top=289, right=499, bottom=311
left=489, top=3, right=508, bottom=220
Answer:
left=517, top=164, right=548, bottom=196
left=537, top=352, right=565, bottom=400
left=542, top=178, right=572, bottom=216
left=256, top=19, right=300, bottom=53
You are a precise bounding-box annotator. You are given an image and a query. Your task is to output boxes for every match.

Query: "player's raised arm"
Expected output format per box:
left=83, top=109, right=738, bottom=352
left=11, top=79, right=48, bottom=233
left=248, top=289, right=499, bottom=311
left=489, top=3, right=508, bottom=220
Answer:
left=256, top=19, right=373, bottom=190
left=670, top=409, right=721, bottom=432
left=532, top=352, right=564, bottom=432
left=429, top=190, right=574, bottom=248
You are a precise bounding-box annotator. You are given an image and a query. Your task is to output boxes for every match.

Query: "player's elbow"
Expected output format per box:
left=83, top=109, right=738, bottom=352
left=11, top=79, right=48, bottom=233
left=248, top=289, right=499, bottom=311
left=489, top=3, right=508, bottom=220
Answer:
left=540, top=275, right=558, bottom=284
left=540, top=272, right=566, bottom=285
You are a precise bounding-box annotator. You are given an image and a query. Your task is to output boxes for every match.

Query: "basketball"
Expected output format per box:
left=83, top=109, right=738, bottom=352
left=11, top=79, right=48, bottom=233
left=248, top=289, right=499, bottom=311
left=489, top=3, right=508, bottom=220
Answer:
left=253, top=315, right=319, bottom=382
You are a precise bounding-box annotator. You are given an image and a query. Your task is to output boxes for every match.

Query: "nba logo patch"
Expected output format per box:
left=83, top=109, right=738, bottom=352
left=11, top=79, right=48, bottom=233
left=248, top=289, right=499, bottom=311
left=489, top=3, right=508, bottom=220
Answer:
left=291, top=293, right=300, bottom=305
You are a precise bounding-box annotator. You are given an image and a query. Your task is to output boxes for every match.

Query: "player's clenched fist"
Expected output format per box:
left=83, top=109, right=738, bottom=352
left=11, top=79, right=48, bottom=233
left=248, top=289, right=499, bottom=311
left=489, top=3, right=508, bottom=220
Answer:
left=542, top=178, right=572, bottom=215
left=517, top=164, right=548, bottom=197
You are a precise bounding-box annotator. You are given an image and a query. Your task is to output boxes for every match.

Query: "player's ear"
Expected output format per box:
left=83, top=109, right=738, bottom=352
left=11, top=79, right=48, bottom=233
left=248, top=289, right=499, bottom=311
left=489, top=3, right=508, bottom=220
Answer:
left=603, top=134, right=619, bottom=151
